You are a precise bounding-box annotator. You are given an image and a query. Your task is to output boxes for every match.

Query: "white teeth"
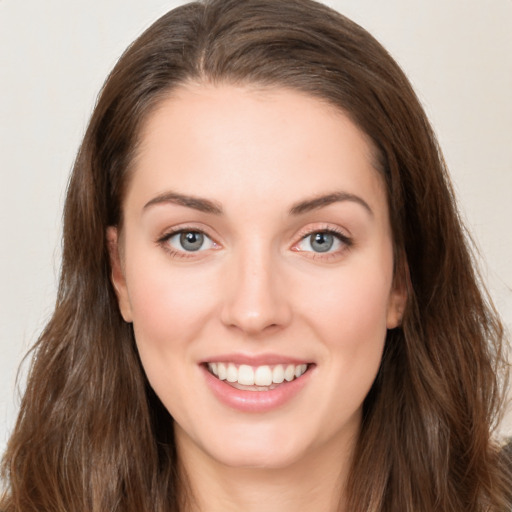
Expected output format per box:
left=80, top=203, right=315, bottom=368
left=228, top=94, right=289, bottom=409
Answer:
left=207, top=362, right=308, bottom=387
left=254, top=365, right=273, bottom=386
left=272, top=365, right=285, bottom=384
left=295, top=364, right=307, bottom=378
left=217, top=362, right=227, bottom=380
left=284, top=364, right=295, bottom=382
left=226, top=363, right=238, bottom=383
left=238, top=365, right=254, bottom=385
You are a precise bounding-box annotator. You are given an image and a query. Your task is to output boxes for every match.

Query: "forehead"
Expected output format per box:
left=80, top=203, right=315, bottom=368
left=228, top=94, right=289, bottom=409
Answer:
left=126, top=83, right=387, bottom=217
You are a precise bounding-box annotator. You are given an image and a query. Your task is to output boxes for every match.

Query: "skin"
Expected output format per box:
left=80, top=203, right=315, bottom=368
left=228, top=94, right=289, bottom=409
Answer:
left=108, top=84, right=406, bottom=512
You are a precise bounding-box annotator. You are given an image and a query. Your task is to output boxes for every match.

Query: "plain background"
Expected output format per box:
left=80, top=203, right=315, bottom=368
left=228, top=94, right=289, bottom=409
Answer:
left=1, top=0, right=511, bottom=454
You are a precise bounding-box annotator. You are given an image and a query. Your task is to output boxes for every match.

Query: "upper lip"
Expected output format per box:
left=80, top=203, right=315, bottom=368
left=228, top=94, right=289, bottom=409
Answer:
left=201, top=353, right=312, bottom=366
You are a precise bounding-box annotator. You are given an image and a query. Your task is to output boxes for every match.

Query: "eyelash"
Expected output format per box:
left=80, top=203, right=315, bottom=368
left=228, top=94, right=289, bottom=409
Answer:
left=156, top=226, right=219, bottom=259
left=293, top=226, right=353, bottom=260
left=156, top=225, right=353, bottom=260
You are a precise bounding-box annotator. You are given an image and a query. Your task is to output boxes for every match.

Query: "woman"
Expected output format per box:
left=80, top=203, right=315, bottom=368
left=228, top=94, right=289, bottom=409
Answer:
left=1, top=0, right=510, bottom=510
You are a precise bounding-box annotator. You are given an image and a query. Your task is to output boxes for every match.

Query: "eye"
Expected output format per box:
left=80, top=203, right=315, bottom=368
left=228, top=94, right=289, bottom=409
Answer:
left=294, top=230, right=351, bottom=254
left=164, top=230, right=217, bottom=253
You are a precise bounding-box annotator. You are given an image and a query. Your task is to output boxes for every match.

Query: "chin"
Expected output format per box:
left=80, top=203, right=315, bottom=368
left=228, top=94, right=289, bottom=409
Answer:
left=199, top=426, right=311, bottom=470
left=211, top=446, right=305, bottom=470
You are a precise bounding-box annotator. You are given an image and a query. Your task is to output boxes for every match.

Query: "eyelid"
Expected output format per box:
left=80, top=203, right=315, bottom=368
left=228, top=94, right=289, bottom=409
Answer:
left=155, top=222, right=352, bottom=260
left=156, top=224, right=221, bottom=258
left=291, top=224, right=353, bottom=257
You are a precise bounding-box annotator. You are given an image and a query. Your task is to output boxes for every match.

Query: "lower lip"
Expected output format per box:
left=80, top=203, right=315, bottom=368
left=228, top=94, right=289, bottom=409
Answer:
left=201, top=365, right=312, bottom=413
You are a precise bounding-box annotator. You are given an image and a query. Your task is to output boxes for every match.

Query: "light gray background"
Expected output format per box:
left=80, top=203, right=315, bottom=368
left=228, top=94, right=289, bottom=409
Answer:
left=1, top=0, right=511, bottom=454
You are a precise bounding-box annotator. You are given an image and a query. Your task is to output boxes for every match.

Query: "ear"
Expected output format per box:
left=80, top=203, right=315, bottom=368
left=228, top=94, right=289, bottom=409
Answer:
left=386, top=264, right=408, bottom=329
left=106, top=226, right=133, bottom=323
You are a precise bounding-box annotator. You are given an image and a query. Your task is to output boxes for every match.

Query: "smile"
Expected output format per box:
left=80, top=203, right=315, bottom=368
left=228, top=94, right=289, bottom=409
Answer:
left=207, top=362, right=309, bottom=389
left=202, top=360, right=313, bottom=412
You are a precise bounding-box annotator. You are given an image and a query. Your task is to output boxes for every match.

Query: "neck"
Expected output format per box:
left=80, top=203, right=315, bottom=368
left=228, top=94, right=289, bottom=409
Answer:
left=176, top=425, right=356, bottom=512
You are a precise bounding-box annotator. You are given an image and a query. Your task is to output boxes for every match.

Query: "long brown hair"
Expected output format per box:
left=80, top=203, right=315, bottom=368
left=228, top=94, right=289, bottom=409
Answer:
left=2, top=0, right=510, bottom=510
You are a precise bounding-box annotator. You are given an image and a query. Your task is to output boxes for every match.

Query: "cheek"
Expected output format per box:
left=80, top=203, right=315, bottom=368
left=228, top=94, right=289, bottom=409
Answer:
left=304, top=261, right=392, bottom=341
left=300, top=255, right=392, bottom=387
left=320, top=286, right=388, bottom=381
left=124, top=262, right=218, bottom=417
left=316, top=283, right=388, bottom=416
left=124, top=255, right=218, bottom=356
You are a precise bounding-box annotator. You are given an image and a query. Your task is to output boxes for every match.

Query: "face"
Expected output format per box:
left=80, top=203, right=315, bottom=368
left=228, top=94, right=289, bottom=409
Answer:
left=108, top=84, right=405, bottom=471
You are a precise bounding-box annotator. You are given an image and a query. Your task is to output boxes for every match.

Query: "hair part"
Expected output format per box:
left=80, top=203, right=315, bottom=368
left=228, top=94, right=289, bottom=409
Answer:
left=2, top=0, right=510, bottom=510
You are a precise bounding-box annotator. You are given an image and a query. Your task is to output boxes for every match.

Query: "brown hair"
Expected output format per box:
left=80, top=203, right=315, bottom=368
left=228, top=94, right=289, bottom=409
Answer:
left=2, top=0, right=510, bottom=510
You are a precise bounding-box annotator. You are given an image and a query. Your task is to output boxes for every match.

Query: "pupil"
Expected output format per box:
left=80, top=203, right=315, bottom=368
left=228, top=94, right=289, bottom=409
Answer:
left=180, top=232, right=204, bottom=251
left=311, top=232, right=333, bottom=252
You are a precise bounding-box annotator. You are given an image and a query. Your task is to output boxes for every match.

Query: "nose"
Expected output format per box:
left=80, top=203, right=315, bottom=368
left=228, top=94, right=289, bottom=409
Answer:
left=220, top=245, right=292, bottom=336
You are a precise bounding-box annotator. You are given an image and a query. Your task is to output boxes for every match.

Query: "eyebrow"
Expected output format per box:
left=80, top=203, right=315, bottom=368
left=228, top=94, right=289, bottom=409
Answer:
left=142, top=190, right=373, bottom=217
left=289, top=192, right=373, bottom=216
left=143, top=191, right=223, bottom=214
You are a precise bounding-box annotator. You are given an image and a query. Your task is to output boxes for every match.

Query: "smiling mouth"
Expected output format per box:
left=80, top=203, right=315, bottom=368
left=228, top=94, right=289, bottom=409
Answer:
left=206, top=362, right=310, bottom=391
